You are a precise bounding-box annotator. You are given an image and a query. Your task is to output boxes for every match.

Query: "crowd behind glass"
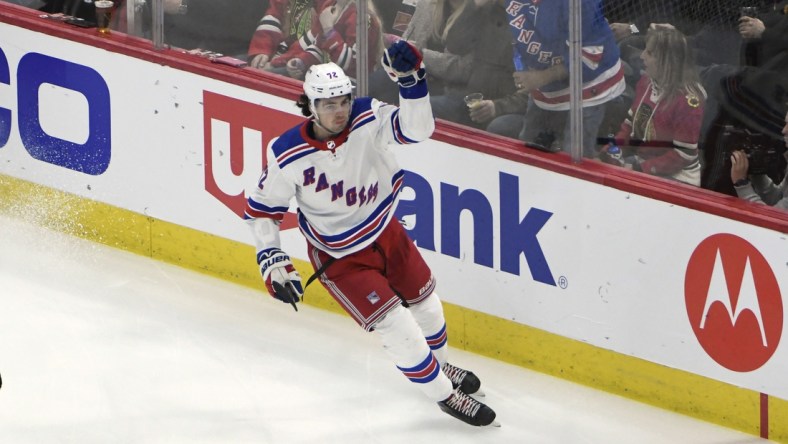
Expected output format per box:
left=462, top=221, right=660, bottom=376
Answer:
left=10, top=0, right=788, bottom=211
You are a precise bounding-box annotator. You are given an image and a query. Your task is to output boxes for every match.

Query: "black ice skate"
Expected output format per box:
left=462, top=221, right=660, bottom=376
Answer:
left=443, top=362, right=482, bottom=395
left=438, top=389, right=498, bottom=427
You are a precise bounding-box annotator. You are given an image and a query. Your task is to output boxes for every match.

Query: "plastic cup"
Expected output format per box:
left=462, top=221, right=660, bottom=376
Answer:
left=95, top=0, right=114, bottom=34
left=463, top=93, right=483, bottom=110
left=740, top=6, right=758, bottom=17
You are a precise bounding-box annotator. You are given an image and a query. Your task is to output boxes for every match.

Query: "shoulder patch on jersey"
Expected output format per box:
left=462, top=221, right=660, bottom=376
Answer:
left=351, top=97, right=374, bottom=117
left=350, top=97, right=377, bottom=132
left=271, top=124, right=306, bottom=159
left=271, top=123, right=320, bottom=169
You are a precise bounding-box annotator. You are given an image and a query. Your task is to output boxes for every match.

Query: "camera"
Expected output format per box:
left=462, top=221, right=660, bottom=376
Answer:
left=721, top=125, right=785, bottom=175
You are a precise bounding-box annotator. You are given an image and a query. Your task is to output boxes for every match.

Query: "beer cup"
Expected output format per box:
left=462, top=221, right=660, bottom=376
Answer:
left=95, top=0, right=114, bottom=34
left=463, top=93, right=484, bottom=110
left=740, top=6, right=758, bottom=17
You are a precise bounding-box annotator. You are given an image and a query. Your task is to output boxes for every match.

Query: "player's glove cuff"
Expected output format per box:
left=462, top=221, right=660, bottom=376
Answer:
left=395, top=67, right=427, bottom=88
left=258, top=248, right=290, bottom=280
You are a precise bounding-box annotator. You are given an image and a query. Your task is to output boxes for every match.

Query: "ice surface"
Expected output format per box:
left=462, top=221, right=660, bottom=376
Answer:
left=0, top=215, right=769, bottom=443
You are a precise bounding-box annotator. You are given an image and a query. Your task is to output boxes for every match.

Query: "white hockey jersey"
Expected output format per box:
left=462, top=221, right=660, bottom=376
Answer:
left=245, top=83, right=435, bottom=259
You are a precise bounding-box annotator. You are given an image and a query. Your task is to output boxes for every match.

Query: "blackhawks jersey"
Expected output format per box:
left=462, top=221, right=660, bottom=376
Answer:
left=247, top=0, right=329, bottom=60
left=245, top=82, right=434, bottom=259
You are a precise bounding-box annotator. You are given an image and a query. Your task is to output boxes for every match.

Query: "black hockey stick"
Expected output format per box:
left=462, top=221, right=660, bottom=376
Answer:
left=272, top=281, right=299, bottom=312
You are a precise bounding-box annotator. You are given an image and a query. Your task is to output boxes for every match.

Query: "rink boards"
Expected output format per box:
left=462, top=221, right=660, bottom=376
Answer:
left=0, top=5, right=787, bottom=441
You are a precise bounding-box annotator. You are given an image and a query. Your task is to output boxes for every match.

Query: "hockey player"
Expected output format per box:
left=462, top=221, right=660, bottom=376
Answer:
left=245, top=40, right=497, bottom=427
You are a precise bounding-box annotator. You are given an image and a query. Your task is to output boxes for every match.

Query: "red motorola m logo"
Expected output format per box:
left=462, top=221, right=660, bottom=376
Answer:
left=685, top=234, right=783, bottom=372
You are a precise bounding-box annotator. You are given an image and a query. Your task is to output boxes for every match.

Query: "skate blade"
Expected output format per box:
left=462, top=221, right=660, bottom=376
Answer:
left=487, top=419, right=501, bottom=427
left=470, top=388, right=486, bottom=398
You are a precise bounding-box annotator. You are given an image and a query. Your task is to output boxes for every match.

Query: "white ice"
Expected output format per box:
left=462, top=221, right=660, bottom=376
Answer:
left=0, top=214, right=769, bottom=443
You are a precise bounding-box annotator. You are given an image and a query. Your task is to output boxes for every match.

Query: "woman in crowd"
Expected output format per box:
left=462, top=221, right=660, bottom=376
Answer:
left=606, top=27, right=706, bottom=186
left=369, top=0, right=473, bottom=104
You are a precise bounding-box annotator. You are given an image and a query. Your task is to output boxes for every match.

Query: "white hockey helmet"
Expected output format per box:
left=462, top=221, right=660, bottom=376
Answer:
left=303, top=62, right=354, bottom=106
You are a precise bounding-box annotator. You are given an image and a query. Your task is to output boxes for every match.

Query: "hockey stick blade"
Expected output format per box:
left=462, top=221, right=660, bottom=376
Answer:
left=272, top=281, right=299, bottom=312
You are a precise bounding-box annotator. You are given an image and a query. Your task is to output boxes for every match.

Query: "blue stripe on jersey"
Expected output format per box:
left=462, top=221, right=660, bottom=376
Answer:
left=298, top=203, right=388, bottom=253
left=271, top=125, right=306, bottom=158
left=390, top=110, right=419, bottom=145
left=390, top=169, right=405, bottom=189
left=245, top=198, right=289, bottom=219
left=397, top=352, right=441, bottom=384
left=298, top=170, right=404, bottom=253
left=350, top=97, right=373, bottom=120
left=270, top=123, right=322, bottom=169
left=351, top=109, right=376, bottom=130
left=278, top=144, right=319, bottom=169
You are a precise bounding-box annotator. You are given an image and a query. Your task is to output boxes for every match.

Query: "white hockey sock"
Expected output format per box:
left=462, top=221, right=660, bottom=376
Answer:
left=408, top=292, right=449, bottom=365
left=374, top=304, right=453, bottom=402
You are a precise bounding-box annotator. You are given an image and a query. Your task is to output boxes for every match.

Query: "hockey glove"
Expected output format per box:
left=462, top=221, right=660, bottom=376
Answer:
left=382, top=40, right=426, bottom=88
left=258, top=248, right=304, bottom=311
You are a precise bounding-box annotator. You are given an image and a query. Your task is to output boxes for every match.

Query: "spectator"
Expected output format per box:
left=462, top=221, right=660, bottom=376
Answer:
left=249, top=0, right=382, bottom=81
left=278, top=0, right=383, bottom=80
left=503, top=0, right=625, bottom=157
left=247, top=0, right=323, bottom=70
left=692, top=2, right=787, bottom=194
left=163, top=0, right=267, bottom=57
left=606, top=1, right=744, bottom=78
left=697, top=64, right=788, bottom=195
left=729, top=108, right=788, bottom=210
left=428, top=0, right=527, bottom=134
left=738, top=0, right=788, bottom=72
left=605, top=28, right=706, bottom=186
left=370, top=0, right=473, bottom=104
left=605, top=0, right=688, bottom=42
left=407, top=0, right=472, bottom=94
